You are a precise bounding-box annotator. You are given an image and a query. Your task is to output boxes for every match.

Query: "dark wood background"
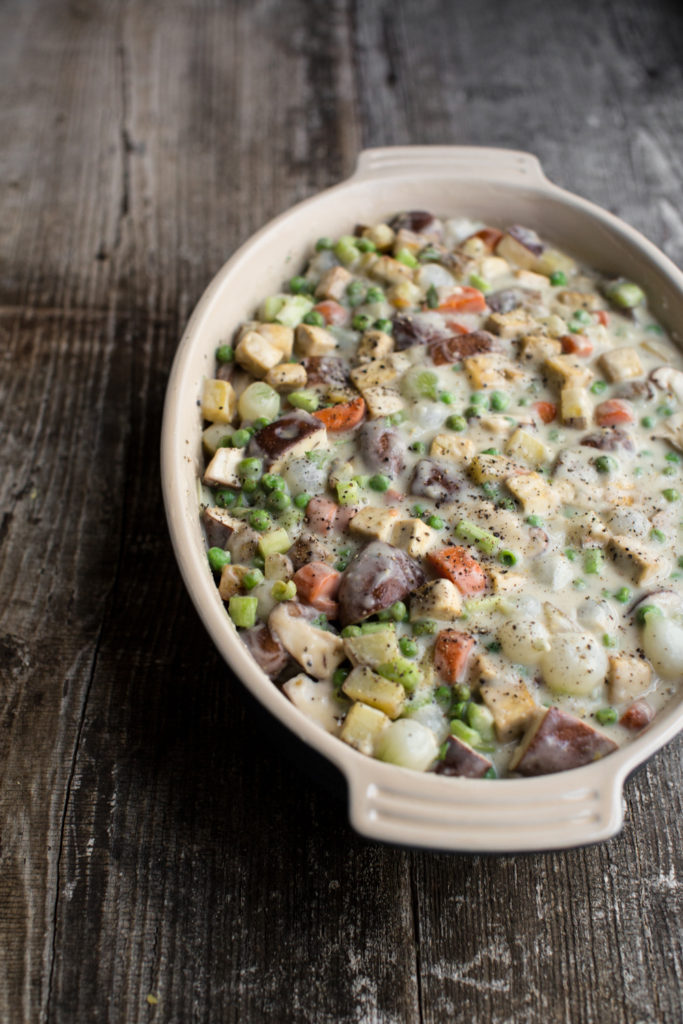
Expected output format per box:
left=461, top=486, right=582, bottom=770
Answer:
left=2, top=1, right=682, bottom=1021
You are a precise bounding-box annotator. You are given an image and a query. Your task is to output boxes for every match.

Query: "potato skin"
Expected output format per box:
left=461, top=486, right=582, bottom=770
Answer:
left=337, top=541, right=425, bottom=627
left=513, top=707, right=617, bottom=776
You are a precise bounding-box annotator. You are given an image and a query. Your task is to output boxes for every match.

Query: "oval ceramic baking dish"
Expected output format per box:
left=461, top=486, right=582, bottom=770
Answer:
left=161, top=146, right=683, bottom=852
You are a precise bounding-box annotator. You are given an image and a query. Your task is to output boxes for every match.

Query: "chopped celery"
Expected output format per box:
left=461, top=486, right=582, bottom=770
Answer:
left=449, top=719, right=482, bottom=749
left=376, top=658, right=421, bottom=692
left=260, top=293, right=314, bottom=326
left=463, top=596, right=500, bottom=616
left=466, top=703, right=496, bottom=744
left=288, top=389, right=320, bottom=412
left=604, top=278, right=645, bottom=309
left=257, top=528, right=291, bottom=557
left=336, top=479, right=361, bottom=506
left=228, top=595, right=258, bottom=629
left=455, top=519, right=500, bottom=555
left=271, top=580, right=297, bottom=601
left=395, top=247, right=419, bottom=268
left=334, top=235, right=360, bottom=266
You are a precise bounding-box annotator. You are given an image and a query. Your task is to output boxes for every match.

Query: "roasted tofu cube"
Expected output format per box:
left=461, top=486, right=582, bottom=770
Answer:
left=350, top=358, right=399, bottom=390
left=505, top=472, right=560, bottom=516
left=599, top=347, right=644, bottom=383
left=357, top=329, right=394, bottom=362
left=201, top=378, right=237, bottom=424
left=362, top=223, right=395, bottom=251
left=340, top=701, right=391, bottom=756
left=485, top=309, right=540, bottom=339
left=480, top=678, right=537, bottom=742
left=362, top=385, right=405, bottom=419
left=608, top=655, right=652, bottom=704
left=430, top=433, right=475, bottom=463
left=607, top=535, right=667, bottom=585
left=560, top=386, right=593, bottom=429
left=250, top=411, right=328, bottom=471
left=348, top=505, right=401, bottom=543
left=370, top=254, right=414, bottom=285
left=254, top=323, right=294, bottom=359
left=409, top=579, right=463, bottom=621
left=555, top=289, right=601, bottom=311
left=464, top=352, right=509, bottom=389
left=480, top=255, right=509, bottom=280
left=265, top=362, right=307, bottom=392
left=391, top=518, right=439, bottom=558
left=488, top=568, right=525, bottom=594
left=505, top=428, right=548, bottom=467
left=469, top=453, right=523, bottom=484
left=234, top=331, right=283, bottom=377
left=341, top=665, right=405, bottom=719
left=544, top=354, right=594, bottom=388
left=315, top=265, right=352, bottom=301
left=294, top=324, right=337, bottom=357
left=203, top=446, right=244, bottom=488
left=510, top=706, right=617, bottom=775
left=344, top=629, right=401, bottom=670
left=518, top=334, right=562, bottom=364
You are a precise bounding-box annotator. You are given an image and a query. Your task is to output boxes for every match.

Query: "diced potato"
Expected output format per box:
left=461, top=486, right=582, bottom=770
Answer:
left=349, top=505, right=401, bottom=543
left=518, top=334, right=562, bottom=364
left=505, top=428, right=548, bottom=467
left=340, top=701, right=391, bottom=755
left=391, top=518, right=439, bottom=558
left=370, top=254, right=414, bottom=285
left=496, top=233, right=541, bottom=271
left=362, top=385, right=405, bottom=419
left=256, top=323, right=294, bottom=358
left=469, top=453, right=523, bottom=484
left=430, top=433, right=474, bottom=462
left=485, top=309, right=540, bottom=339
left=344, top=629, right=400, bottom=670
left=350, top=358, right=399, bottom=390
left=544, top=354, right=594, bottom=388
left=599, top=347, right=644, bottom=383
left=479, top=414, right=514, bottom=434
left=357, top=329, right=394, bottom=363
left=505, top=472, right=559, bottom=516
left=294, top=324, right=337, bottom=357
left=409, top=579, right=462, bottom=621
left=265, top=362, right=308, bottom=392
left=556, top=289, right=600, bottom=311
left=387, top=280, right=421, bottom=309
left=341, top=665, right=405, bottom=719
left=283, top=675, right=342, bottom=735
left=463, top=352, right=509, bottom=389
left=608, top=655, right=652, bottom=704
left=607, top=535, right=668, bottom=585
left=218, top=563, right=249, bottom=600
left=203, top=446, right=244, bottom=488
left=516, top=269, right=550, bottom=289
left=488, top=568, right=525, bottom=594
left=480, top=255, right=509, bottom=279
left=362, top=223, right=395, bottom=251
left=201, top=378, right=237, bottom=424
left=264, top=552, right=293, bottom=580
left=315, top=265, right=352, bottom=301
left=535, top=247, right=576, bottom=277
left=480, top=678, right=537, bottom=742
left=235, top=331, right=283, bottom=377
left=560, top=386, right=592, bottom=429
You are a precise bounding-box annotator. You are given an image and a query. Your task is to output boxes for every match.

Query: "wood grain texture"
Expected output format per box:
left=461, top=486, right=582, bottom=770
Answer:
left=1, top=1, right=682, bottom=1022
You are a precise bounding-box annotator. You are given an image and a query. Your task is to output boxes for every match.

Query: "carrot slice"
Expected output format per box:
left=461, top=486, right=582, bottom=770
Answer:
left=314, top=300, right=350, bottom=326
left=532, top=400, right=557, bottom=424
left=434, top=630, right=475, bottom=684
left=594, top=398, right=635, bottom=427
left=313, top=395, right=366, bottom=432
left=426, top=546, right=487, bottom=596
left=437, top=286, right=487, bottom=315
left=595, top=310, right=610, bottom=327
left=561, top=333, right=593, bottom=357
left=292, top=562, right=341, bottom=614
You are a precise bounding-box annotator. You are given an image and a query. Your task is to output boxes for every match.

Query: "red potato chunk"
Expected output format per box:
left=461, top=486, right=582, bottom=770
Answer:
left=435, top=734, right=492, bottom=778
left=337, top=541, right=425, bottom=627
left=619, top=700, right=655, bottom=732
left=428, top=330, right=499, bottom=366
left=241, top=623, right=292, bottom=680
left=510, top=707, right=618, bottom=776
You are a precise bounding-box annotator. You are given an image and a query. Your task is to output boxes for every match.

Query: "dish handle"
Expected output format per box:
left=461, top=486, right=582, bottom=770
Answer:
left=351, top=145, right=549, bottom=186
left=343, top=757, right=626, bottom=852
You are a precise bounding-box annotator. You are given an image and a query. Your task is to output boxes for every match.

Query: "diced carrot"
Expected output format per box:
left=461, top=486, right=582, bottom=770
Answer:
left=443, top=319, right=469, bottom=335
left=313, top=395, right=365, bottom=432
left=384, top=488, right=404, bottom=505
left=437, top=286, right=487, bottom=315
left=292, top=562, right=341, bottom=614
left=594, top=398, right=635, bottom=427
left=595, top=310, right=610, bottom=327
left=314, top=300, right=350, bottom=326
left=426, top=546, right=487, bottom=596
left=532, top=400, right=557, bottom=424
left=470, top=227, right=504, bottom=251
left=561, top=333, right=593, bottom=357
left=305, top=496, right=339, bottom=536
left=619, top=700, right=654, bottom=732
left=434, top=630, right=475, bottom=684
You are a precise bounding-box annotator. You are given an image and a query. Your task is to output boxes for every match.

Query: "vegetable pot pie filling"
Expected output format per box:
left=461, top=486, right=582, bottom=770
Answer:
left=198, top=212, right=683, bottom=778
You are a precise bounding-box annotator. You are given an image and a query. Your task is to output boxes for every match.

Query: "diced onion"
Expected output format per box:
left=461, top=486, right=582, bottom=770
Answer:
left=541, top=633, right=607, bottom=696
left=238, top=381, right=281, bottom=422
left=377, top=719, right=439, bottom=772
left=642, top=614, right=683, bottom=679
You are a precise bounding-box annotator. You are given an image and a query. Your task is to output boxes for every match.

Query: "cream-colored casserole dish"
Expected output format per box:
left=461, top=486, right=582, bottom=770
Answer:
left=161, top=146, right=683, bottom=852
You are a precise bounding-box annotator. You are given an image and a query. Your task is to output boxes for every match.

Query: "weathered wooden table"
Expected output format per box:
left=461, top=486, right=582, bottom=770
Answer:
left=2, top=1, right=682, bottom=1021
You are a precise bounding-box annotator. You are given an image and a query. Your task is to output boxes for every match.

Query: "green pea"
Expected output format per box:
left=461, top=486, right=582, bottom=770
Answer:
left=373, top=318, right=393, bottom=333
left=332, top=666, right=350, bottom=689
left=666, top=452, right=681, bottom=463
left=341, top=625, right=362, bottom=638
left=398, top=636, right=418, bottom=658
left=352, top=313, right=374, bottom=331
left=446, top=414, right=467, bottom=432
left=499, top=550, right=517, bottom=567
left=590, top=380, right=608, bottom=395
left=594, top=454, right=617, bottom=474
left=439, top=391, right=454, bottom=405
left=293, top=492, right=312, bottom=509
left=490, top=391, right=510, bottom=411
left=315, top=237, right=334, bottom=251
left=253, top=417, right=271, bottom=431
left=238, top=457, right=263, bottom=483
left=481, top=447, right=498, bottom=456
left=346, top=280, right=366, bottom=307
left=454, top=683, right=471, bottom=702
left=614, top=586, right=631, bottom=604
left=229, top=428, right=250, bottom=448
left=289, top=275, right=312, bottom=294
left=663, top=489, right=680, bottom=502
left=248, top=509, right=271, bottom=532
left=243, top=568, right=264, bottom=590
left=470, top=392, right=488, bottom=407
left=650, top=527, right=667, bottom=543
left=596, top=707, right=618, bottom=726
left=426, top=284, right=439, bottom=309
left=267, top=490, right=291, bottom=512
left=302, top=310, right=325, bottom=327
left=207, top=547, right=231, bottom=573
left=356, top=237, right=377, bottom=253
left=427, top=515, right=444, bottom=529
left=365, top=286, right=384, bottom=303
left=412, top=619, right=437, bottom=636
left=550, top=270, right=567, bottom=286
left=215, top=344, right=234, bottom=363
left=389, top=601, right=408, bottom=622
left=368, top=473, right=391, bottom=492
left=214, top=488, right=238, bottom=508
left=409, top=441, right=427, bottom=454
left=271, top=579, right=297, bottom=602
left=526, top=515, right=543, bottom=527
left=640, top=416, right=655, bottom=428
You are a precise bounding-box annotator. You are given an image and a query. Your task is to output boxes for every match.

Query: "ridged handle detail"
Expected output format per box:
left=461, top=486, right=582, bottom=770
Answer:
left=352, top=146, right=547, bottom=185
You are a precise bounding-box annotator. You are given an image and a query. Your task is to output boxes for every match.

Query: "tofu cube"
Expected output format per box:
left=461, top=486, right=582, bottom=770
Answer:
left=607, top=655, right=652, bottom=704
left=599, top=347, right=644, bottom=383
left=201, top=378, right=237, bottom=424
left=464, top=352, right=509, bottom=389
left=255, top=323, right=294, bottom=358
left=409, top=579, right=462, bottom=621
left=203, top=446, right=244, bottom=488
left=265, top=362, right=308, bottom=392
left=349, top=505, right=401, bottom=543
left=544, top=354, right=594, bottom=388
left=505, top=472, right=559, bottom=516
left=294, top=324, right=337, bottom=357
left=560, top=386, right=593, bottom=429
left=315, top=265, right=352, bottom=301
left=480, top=255, right=510, bottom=280
left=362, top=386, right=405, bottom=419
left=488, top=569, right=525, bottom=594
left=505, top=428, right=548, bottom=467
left=340, top=701, right=391, bottom=756
left=391, top=518, right=439, bottom=558
left=519, top=334, right=562, bottom=364
left=607, top=535, right=667, bottom=585
left=480, top=678, right=537, bottom=742
left=469, top=453, right=523, bottom=484
left=485, top=309, right=540, bottom=339
left=362, top=223, right=395, bottom=251
left=357, top=329, right=394, bottom=363
left=350, top=358, right=399, bottom=390
left=370, top=254, right=414, bottom=285
left=235, top=331, right=283, bottom=377
left=430, top=433, right=475, bottom=463
left=556, top=289, right=601, bottom=311
left=341, top=665, right=405, bottom=719
left=386, top=280, right=422, bottom=309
